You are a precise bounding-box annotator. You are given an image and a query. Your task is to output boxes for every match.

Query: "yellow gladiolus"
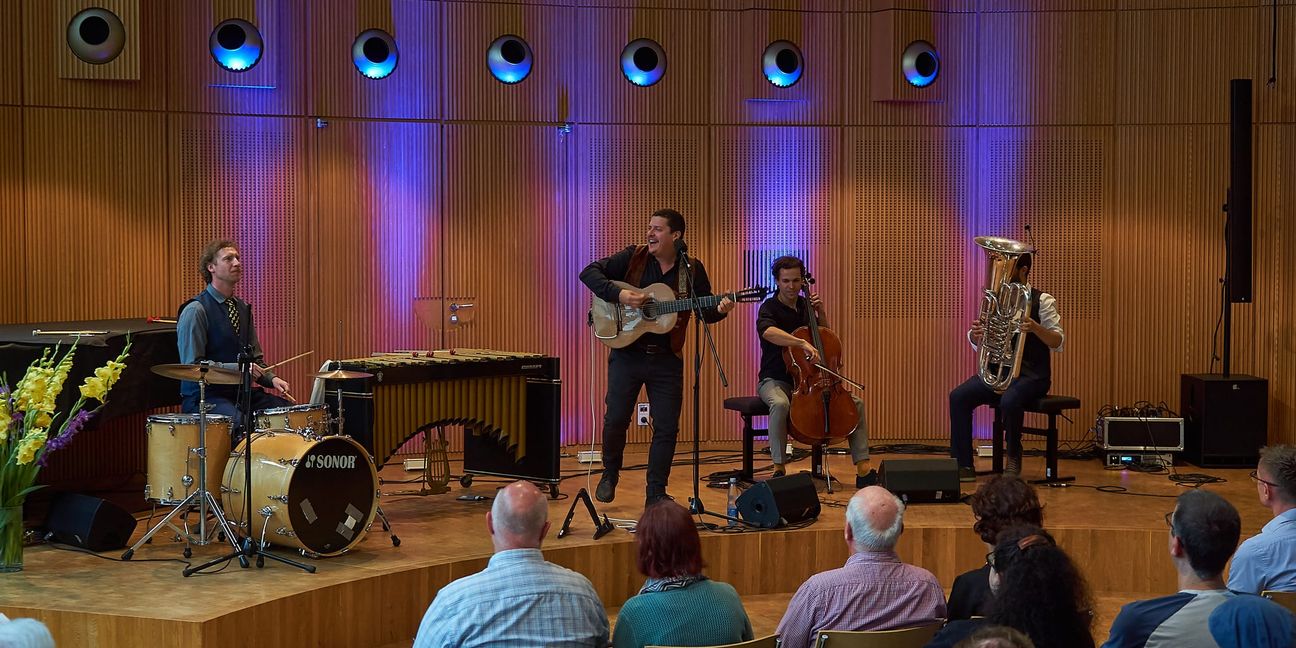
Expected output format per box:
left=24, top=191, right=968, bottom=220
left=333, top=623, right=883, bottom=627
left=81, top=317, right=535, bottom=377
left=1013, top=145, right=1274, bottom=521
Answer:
left=79, top=376, right=108, bottom=402
left=16, top=430, right=47, bottom=465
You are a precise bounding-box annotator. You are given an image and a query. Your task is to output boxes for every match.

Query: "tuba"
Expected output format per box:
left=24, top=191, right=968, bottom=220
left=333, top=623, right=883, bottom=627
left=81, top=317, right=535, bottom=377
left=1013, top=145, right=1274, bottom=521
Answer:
left=974, top=236, right=1036, bottom=393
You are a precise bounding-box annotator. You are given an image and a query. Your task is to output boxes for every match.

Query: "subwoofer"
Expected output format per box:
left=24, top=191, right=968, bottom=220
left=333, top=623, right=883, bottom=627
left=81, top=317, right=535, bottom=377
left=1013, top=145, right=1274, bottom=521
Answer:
left=1181, top=373, right=1267, bottom=467
left=735, top=473, right=820, bottom=529
left=43, top=492, right=138, bottom=552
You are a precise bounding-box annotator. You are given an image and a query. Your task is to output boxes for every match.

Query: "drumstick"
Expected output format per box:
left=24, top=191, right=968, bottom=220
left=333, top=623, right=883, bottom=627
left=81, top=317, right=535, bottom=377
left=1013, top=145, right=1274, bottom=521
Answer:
left=146, top=316, right=178, bottom=324
left=262, top=350, right=314, bottom=371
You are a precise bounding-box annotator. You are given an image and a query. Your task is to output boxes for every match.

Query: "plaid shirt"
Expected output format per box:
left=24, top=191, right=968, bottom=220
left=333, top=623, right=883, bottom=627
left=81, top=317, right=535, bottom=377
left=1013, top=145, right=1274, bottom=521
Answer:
left=414, top=548, right=610, bottom=648
left=776, top=550, right=947, bottom=648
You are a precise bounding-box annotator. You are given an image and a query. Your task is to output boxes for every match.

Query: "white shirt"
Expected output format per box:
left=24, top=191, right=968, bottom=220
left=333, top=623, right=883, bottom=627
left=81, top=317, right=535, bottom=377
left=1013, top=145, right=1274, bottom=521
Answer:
left=967, top=289, right=1065, bottom=353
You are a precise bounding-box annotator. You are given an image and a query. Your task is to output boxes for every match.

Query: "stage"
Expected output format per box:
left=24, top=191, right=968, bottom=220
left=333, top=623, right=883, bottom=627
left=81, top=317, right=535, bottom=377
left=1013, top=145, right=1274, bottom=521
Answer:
left=0, top=449, right=1268, bottom=648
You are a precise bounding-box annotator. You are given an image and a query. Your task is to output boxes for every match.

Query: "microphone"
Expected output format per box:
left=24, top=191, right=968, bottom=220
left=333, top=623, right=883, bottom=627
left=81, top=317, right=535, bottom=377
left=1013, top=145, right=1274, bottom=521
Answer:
left=1024, top=224, right=1037, bottom=250
left=674, top=238, right=688, bottom=254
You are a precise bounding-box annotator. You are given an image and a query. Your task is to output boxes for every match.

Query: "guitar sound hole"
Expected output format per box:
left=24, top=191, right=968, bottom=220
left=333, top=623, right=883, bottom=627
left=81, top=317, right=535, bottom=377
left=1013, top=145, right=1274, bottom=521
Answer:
left=641, top=303, right=657, bottom=320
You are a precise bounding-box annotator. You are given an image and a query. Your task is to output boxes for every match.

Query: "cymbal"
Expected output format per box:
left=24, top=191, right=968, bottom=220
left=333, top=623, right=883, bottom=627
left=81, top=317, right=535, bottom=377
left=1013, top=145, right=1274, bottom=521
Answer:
left=151, top=363, right=242, bottom=385
left=308, top=369, right=374, bottom=381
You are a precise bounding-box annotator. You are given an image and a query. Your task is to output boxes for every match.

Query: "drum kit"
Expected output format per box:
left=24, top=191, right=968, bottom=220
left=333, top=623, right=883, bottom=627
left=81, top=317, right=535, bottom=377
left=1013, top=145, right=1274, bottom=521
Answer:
left=122, top=361, right=393, bottom=569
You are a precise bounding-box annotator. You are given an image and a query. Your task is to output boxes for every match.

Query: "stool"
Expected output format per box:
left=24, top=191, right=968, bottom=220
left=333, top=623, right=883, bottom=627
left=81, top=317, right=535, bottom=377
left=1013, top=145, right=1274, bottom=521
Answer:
left=723, top=396, right=826, bottom=482
left=990, top=394, right=1079, bottom=484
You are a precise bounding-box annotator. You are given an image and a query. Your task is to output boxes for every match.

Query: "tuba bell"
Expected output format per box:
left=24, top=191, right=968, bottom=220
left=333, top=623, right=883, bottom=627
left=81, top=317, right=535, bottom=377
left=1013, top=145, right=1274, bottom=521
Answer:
left=973, top=236, right=1036, bottom=393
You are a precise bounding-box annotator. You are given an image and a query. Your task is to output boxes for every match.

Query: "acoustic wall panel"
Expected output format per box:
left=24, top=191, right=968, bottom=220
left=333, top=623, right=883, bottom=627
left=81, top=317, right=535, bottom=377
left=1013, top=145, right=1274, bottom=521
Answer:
left=168, top=114, right=313, bottom=392
left=308, top=0, right=439, bottom=120
left=168, top=0, right=306, bottom=116
left=23, top=0, right=167, bottom=110
left=1256, top=125, right=1296, bottom=445
left=979, top=10, right=1117, bottom=126
left=843, top=10, right=977, bottom=126
left=311, top=119, right=440, bottom=364
left=0, top=108, right=25, bottom=323
left=1257, top=6, right=1296, bottom=125
left=710, top=10, right=842, bottom=125
left=979, top=0, right=1114, bottom=9
left=0, top=3, right=18, bottom=105
left=573, top=8, right=709, bottom=125
left=442, top=3, right=573, bottom=123
left=23, top=108, right=169, bottom=321
left=57, top=0, right=140, bottom=80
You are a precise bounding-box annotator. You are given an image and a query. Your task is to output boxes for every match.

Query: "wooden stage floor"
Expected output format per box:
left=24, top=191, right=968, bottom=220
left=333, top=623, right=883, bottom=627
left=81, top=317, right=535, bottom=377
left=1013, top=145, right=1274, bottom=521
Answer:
left=0, top=447, right=1268, bottom=648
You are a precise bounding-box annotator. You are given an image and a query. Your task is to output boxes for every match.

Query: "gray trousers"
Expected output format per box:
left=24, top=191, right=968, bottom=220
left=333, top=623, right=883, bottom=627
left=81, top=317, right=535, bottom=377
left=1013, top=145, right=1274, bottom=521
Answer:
left=757, top=378, right=869, bottom=465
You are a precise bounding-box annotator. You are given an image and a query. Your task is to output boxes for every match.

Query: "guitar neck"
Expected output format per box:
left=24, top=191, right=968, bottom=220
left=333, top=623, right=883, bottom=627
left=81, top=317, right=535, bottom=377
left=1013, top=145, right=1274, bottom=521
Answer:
left=653, top=293, right=729, bottom=315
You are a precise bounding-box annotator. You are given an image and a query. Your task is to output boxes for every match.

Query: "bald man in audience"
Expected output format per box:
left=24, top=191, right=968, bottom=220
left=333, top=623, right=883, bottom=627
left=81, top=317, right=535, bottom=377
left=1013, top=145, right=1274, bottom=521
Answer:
left=775, top=486, right=947, bottom=648
left=413, top=481, right=609, bottom=648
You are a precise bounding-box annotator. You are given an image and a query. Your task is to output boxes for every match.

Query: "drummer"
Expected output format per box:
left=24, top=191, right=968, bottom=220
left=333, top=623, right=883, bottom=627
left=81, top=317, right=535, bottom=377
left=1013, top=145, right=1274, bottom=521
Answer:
left=176, top=240, right=293, bottom=432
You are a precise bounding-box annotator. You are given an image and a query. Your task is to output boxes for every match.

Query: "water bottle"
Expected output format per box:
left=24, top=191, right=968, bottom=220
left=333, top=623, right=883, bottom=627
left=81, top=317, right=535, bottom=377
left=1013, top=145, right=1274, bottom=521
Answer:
left=726, top=477, right=739, bottom=527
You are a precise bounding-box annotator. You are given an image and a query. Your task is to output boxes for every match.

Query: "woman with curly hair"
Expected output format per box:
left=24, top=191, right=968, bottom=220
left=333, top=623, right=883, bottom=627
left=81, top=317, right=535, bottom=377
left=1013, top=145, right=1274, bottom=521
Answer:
left=949, top=475, right=1045, bottom=620
left=928, top=525, right=1095, bottom=648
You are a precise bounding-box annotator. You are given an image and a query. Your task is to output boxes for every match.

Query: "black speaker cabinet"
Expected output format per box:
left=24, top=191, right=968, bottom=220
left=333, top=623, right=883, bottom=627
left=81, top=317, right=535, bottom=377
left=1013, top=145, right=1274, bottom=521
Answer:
left=43, top=492, right=137, bottom=552
left=735, top=473, right=820, bottom=529
left=880, top=458, right=961, bottom=504
left=1181, top=373, right=1268, bottom=467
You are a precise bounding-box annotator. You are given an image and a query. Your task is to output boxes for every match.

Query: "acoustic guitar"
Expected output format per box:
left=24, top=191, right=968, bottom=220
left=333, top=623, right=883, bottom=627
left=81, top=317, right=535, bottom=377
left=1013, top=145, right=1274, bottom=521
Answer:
left=589, top=281, right=767, bottom=348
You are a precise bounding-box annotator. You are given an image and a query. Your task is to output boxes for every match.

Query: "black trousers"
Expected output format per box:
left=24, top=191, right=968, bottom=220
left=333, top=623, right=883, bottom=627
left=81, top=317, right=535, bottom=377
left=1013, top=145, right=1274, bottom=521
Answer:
left=949, top=374, right=1050, bottom=468
left=600, top=348, right=684, bottom=497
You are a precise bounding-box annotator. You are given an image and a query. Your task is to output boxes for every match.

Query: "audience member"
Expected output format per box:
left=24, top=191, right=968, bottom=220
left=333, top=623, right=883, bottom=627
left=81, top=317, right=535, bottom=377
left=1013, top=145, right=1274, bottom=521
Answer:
left=928, top=526, right=1094, bottom=648
left=413, top=481, right=609, bottom=648
left=776, top=486, right=946, bottom=648
left=955, top=625, right=1037, bottom=648
left=612, top=501, right=753, bottom=648
left=1207, top=594, right=1296, bottom=648
left=0, top=614, right=55, bottom=648
left=1228, top=444, right=1296, bottom=594
left=1101, top=490, right=1242, bottom=648
left=949, top=476, right=1044, bottom=620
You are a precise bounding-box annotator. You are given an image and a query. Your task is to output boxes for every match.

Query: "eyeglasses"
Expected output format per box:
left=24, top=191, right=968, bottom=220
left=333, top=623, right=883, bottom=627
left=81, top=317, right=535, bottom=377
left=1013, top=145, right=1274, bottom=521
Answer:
left=1164, top=511, right=1175, bottom=531
left=1250, top=470, right=1280, bottom=489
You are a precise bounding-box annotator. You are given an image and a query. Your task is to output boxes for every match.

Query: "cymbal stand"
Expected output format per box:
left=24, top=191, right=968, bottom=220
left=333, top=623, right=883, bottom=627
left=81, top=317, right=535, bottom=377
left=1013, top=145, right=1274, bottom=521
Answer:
left=333, top=379, right=399, bottom=547
left=123, top=372, right=244, bottom=564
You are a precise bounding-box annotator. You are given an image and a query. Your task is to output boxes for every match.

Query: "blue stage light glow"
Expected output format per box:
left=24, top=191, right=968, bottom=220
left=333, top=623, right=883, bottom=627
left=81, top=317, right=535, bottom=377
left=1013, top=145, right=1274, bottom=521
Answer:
left=353, top=29, right=399, bottom=80
left=210, top=19, right=264, bottom=73
left=762, top=41, right=803, bottom=88
left=487, top=35, right=533, bottom=85
left=901, top=40, right=940, bottom=88
left=620, top=39, right=666, bottom=87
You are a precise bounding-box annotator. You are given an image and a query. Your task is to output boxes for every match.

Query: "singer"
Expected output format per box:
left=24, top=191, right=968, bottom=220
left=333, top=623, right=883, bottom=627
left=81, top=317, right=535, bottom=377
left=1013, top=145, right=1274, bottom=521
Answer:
left=579, top=209, right=735, bottom=508
left=176, top=240, right=293, bottom=430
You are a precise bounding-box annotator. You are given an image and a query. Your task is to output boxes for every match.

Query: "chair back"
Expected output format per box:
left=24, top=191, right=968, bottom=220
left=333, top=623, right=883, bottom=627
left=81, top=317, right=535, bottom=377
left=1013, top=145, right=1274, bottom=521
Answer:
left=1262, top=590, right=1296, bottom=615
left=647, top=635, right=779, bottom=648
left=815, top=622, right=942, bottom=648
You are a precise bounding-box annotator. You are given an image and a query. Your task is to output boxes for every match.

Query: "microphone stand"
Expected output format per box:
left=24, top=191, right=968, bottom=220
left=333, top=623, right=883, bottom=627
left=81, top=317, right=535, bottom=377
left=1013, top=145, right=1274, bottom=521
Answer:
left=186, top=303, right=315, bottom=576
left=678, top=244, right=757, bottom=528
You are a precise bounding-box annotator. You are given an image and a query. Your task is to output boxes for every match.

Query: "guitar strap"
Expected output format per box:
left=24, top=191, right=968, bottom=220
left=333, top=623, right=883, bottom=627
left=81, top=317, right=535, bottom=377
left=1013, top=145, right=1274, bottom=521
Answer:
left=625, top=244, right=692, bottom=356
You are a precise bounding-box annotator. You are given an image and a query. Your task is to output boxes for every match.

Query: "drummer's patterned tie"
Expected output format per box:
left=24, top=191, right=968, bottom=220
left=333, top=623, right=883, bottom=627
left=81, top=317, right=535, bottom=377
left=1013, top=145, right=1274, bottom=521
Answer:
left=225, top=298, right=240, bottom=334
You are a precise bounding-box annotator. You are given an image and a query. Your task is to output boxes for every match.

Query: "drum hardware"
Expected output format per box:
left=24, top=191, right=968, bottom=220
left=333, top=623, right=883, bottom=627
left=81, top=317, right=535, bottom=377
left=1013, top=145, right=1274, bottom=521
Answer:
left=123, top=366, right=244, bottom=563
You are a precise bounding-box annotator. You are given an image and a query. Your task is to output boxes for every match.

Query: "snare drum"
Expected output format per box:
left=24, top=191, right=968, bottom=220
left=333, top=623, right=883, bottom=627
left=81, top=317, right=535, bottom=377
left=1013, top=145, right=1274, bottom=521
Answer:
left=222, top=431, right=379, bottom=556
left=255, top=404, right=330, bottom=436
left=145, top=414, right=232, bottom=504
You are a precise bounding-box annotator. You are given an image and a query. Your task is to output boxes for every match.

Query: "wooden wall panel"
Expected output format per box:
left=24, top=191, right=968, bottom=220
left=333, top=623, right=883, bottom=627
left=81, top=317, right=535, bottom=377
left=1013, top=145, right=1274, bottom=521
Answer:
left=0, top=3, right=22, bottom=106
left=23, top=108, right=169, bottom=321
left=0, top=108, right=25, bottom=323
left=979, top=11, right=1117, bottom=126
left=979, top=0, right=1115, bottom=10
left=1257, top=6, right=1296, bottom=124
left=1116, top=8, right=1257, bottom=125
left=574, top=125, right=709, bottom=445
left=167, top=114, right=314, bottom=393
left=710, top=10, right=842, bottom=125
left=1111, top=125, right=1257, bottom=414
left=573, top=8, right=709, bottom=125
left=845, top=127, right=978, bottom=441
left=712, top=0, right=842, bottom=12
left=578, top=0, right=707, bottom=8
left=22, top=0, right=168, bottom=110
left=442, top=3, right=572, bottom=123
left=1256, top=125, right=1296, bottom=445
left=311, top=119, right=440, bottom=366
left=843, top=10, right=977, bottom=126
left=978, top=128, right=1114, bottom=440
left=168, top=0, right=306, bottom=116
left=1119, top=0, right=1257, bottom=9
left=308, top=0, right=439, bottom=120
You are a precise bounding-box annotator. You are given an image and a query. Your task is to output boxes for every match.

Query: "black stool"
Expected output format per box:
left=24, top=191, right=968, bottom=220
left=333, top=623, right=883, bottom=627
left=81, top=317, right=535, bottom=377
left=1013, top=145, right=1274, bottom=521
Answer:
left=991, top=394, right=1079, bottom=484
left=723, top=396, right=825, bottom=483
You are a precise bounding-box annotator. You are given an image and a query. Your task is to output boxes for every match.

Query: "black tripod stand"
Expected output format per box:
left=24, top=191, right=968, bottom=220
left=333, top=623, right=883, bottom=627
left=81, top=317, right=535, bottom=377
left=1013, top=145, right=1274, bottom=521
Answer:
left=185, top=310, right=316, bottom=576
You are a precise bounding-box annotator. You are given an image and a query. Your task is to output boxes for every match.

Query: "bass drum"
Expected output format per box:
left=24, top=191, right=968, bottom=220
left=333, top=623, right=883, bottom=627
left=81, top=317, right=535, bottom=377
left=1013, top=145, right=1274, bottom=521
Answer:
left=222, top=431, right=379, bottom=556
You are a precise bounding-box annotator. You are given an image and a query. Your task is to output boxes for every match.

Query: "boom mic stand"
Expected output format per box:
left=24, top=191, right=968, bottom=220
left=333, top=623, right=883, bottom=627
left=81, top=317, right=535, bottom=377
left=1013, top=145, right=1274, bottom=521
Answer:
left=677, top=242, right=756, bottom=528
left=186, top=304, right=315, bottom=576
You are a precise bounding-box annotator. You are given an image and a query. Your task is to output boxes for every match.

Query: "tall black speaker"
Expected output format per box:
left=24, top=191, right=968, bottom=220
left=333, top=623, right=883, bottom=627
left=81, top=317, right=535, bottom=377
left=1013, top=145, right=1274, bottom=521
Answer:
left=735, top=472, right=820, bottom=529
left=43, top=492, right=137, bottom=552
left=1181, top=373, right=1267, bottom=467
left=1228, top=78, right=1253, bottom=303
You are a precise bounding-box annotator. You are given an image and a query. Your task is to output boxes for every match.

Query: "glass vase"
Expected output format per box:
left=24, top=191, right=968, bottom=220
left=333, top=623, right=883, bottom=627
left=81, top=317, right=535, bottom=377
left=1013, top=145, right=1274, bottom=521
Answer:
left=0, top=504, right=24, bottom=572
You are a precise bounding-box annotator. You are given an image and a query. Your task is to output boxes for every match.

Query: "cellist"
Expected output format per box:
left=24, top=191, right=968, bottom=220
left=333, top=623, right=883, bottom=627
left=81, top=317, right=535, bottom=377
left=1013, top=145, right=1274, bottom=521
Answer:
left=755, top=256, right=871, bottom=487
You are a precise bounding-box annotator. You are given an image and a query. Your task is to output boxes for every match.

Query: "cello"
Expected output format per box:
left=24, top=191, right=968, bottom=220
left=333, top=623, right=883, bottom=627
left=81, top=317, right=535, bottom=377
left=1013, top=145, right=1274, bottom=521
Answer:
left=783, top=271, right=860, bottom=448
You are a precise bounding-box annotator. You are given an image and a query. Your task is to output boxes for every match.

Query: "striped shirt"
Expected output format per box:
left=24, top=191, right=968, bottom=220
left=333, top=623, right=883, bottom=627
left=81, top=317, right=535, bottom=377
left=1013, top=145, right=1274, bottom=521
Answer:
left=413, top=548, right=610, bottom=648
left=775, top=550, right=948, bottom=648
